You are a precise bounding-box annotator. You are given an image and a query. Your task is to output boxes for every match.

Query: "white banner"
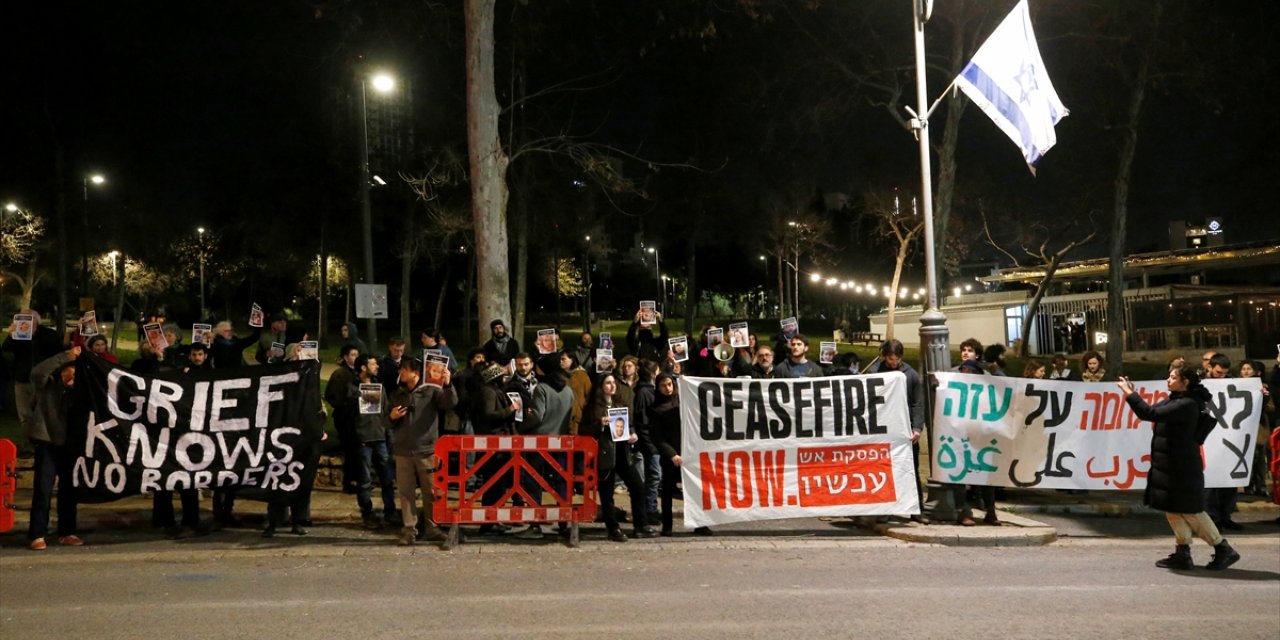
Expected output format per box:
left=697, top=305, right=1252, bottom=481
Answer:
left=931, top=373, right=1262, bottom=490
left=678, top=373, right=921, bottom=528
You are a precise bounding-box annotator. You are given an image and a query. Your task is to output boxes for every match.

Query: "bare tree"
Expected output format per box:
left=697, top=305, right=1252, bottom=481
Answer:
left=0, top=207, right=48, bottom=310
left=862, top=189, right=924, bottom=341
left=981, top=206, right=1097, bottom=357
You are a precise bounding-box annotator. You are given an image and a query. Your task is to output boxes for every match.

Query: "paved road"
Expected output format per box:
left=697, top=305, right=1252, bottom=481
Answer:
left=3, top=537, right=1277, bottom=639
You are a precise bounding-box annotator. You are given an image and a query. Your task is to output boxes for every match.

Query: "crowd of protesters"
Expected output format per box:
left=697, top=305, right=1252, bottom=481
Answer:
left=4, top=306, right=1277, bottom=558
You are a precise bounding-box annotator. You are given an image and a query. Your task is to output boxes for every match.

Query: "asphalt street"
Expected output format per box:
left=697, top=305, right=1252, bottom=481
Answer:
left=2, top=536, right=1277, bottom=639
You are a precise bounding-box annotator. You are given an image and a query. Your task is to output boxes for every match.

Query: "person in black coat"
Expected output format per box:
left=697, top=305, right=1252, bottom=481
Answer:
left=1119, top=365, right=1240, bottom=571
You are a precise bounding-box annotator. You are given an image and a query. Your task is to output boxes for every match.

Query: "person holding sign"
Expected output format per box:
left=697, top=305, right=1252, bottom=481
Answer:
left=866, top=339, right=927, bottom=524
left=209, top=319, right=261, bottom=370
left=1118, top=367, right=1240, bottom=571
left=25, top=346, right=84, bottom=550
left=648, top=372, right=712, bottom=537
left=386, top=357, right=457, bottom=545
left=626, top=309, right=669, bottom=362
left=584, top=373, right=658, bottom=541
left=5, top=311, right=64, bottom=442
left=354, top=354, right=397, bottom=529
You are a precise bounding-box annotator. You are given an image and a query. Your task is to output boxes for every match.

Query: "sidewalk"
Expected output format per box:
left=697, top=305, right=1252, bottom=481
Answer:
left=8, top=482, right=1274, bottom=554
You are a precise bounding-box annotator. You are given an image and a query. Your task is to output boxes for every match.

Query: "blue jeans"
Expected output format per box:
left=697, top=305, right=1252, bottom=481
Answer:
left=357, top=440, right=396, bottom=518
left=644, top=452, right=662, bottom=518
left=28, top=442, right=77, bottom=540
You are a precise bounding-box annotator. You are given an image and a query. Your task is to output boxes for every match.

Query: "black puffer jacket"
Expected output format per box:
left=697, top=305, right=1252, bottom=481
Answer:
left=1126, top=386, right=1212, bottom=514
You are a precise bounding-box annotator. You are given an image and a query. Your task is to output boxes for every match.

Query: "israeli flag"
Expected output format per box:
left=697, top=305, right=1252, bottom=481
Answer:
left=954, top=0, right=1068, bottom=173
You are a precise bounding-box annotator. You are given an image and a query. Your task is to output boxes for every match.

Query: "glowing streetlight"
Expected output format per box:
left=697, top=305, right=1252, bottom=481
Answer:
left=370, top=72, right=396, bottom=94
left=4, top=203, right=16, bottom=212
left=357, top=69, right=398, bottom=350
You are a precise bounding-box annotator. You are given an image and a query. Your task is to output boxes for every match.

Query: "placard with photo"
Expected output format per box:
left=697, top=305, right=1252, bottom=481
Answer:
left=668, top=336, right=689, bottom=362
left=639, top=300, right=657, bottom=326
left=819, top=341, right=837, bottom=365
left=706, top=327, right=724, bottom=348
left=507, top=392, right=524, bottom=423
left=608, top=407, right=630, bottom=442
left=144, top=323, right=169, bottom=353
left=298, top=340, right=319, bottom=361
left=11, top=314, right=34, bottom=341
left=596, top=348, right=615, bottom=374
left=359, top=383, right=383, bottom=415
left=248, top=303, right=265, bottom=328
left=536, top=328, right=558, bottom=354
left=728, top=322, right=749, bottom=348
left=80, top=311, right=99, bottom=337
left=423, top=353, right=450, bottom=388
left=780, top=317, right=799, bottom=340
left=599, top=332, right=614, bottom=351
left=192, top=323, right=213, bottom=347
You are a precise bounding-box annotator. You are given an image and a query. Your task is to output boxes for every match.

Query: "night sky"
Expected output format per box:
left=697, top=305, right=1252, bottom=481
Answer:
left=4, top=1, right=1278, bottom=319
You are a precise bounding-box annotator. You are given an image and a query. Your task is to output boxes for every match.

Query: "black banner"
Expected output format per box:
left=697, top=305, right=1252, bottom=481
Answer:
left=71, top=356, right=324, bottom=504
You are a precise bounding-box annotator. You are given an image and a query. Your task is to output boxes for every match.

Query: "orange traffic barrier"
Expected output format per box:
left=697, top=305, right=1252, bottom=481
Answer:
left=433, top=434, right=598, bottom=548
left=0, top=439, right=17, bottom=534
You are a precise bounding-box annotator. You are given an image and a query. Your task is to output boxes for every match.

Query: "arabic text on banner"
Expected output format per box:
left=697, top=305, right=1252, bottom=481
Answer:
left=931, top=372, right=1262, bottom=490
left=71, top=356, right=325, bottom=503
left=678, top=373, right=920, bottom=528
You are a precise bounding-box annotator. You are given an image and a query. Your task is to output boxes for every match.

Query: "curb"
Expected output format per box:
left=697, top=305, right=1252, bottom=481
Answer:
left=863, top=511, right=1058, bottom=547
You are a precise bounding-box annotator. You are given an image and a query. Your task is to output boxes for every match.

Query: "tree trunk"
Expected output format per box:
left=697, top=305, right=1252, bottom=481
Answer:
left=400, top=210, right=415, bottom=339
left=886, top=244, right=910, bottom=342
left=463, top=249, right=477, bottom=346
left=932, top=25, right=969, bottom=275
left=110, top=253, right=126, bottom=353
left=1020, top=258, right=1059, bottom=357
left=1106, top=10, right=1157, bottom=378
left=683, top=238, right=697, bottom=337
left=433, top=259, right=451, bottom=332
left=512, top=179, right=528, bottom=342
left=318, top=213, right=328, bottom=344
left=465, top=0, right=512, bottom=343
left=776, top=253, right=785, bottom=319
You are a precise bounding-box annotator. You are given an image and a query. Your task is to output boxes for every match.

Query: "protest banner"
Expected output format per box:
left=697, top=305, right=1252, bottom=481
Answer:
left=71, top=356, right=324, bottom=503
left=931, top=372, right=1262, bottom=490
left=678, top=373, right=920, bottom=528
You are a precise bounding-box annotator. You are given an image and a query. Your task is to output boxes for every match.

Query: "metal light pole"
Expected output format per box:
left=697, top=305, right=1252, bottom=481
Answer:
left=647, top=247, right=661, bottom=313
left=197, top=227, right=206, bottom=320
left=357, top=71, right=395, bottom=352
left=583, top=235, right=593, bottom=331
left=82, top=174, right=105, bottom=299
left=108, top=250, right=125, bottom=353
left=909, top=0, right=953, bottom=519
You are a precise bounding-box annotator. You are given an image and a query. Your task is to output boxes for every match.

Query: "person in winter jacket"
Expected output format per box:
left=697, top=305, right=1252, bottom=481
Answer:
left=1118, top=366, right=1240, bottom=570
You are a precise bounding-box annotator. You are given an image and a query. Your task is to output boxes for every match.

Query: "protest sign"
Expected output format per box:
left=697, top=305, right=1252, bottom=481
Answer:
left=508, top=392, right=524, bottom=423
left=639, top=301, right=656, bottom=326
left=728, top=323, right=749, bottom=349
left=359, top=383, right=383, bottom=415
left=71, top=357, right=324, bottom=503
left=669, top=336, right=689, bottom=362
left=248, top=303, right=264, bottom=328
left=819, top=342, right=836, bottom=365
left=536, top=328, right=558, bottom=355
left=609, top=407, right=630, bottom=442
left=596, top=348, right=614, bottom=374
left=298, top=341, right=319, bottom=361
left=192, top=323, right=213, bottom=347
left=80, top=311, right=99, bottom=337
left=780, top=317, right=799, bottom=340
left=706, top=328, right=724, bottom=348
left=678, top=373, right=920, bottom=528
left=931, top=372, right=1262, bottom=490
left=424, top=354, right=450, bottom=388
left=143, top=323, right=168, bottom=352
left=11, top=314, right=34, bottom=341
left=599, top=332, right=614, bottom=351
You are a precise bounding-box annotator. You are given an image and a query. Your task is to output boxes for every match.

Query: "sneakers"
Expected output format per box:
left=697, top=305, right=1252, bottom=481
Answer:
left=1206, top=541, right=1240, bottom=571
left=57, top=535, right=84, bottom=546
left=1155, top=545, right=1193, bottom=570
left=29, top=538, right=47, bottom=551
left=515, top=524, right=545, bottom=540
left=398, top=526, right=417, bottom=546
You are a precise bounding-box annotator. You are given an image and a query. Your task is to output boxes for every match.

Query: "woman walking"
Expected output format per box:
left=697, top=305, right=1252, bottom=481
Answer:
left=1117, top=367, right=1240, bottom=570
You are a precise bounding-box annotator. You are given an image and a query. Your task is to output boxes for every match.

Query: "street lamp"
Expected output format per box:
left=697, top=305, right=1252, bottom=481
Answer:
left=357, top=69, right=396, bottom=351
left=197, top=227, right=206, bottom=319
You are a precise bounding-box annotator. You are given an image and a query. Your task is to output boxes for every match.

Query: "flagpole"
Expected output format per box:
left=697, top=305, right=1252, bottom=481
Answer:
left=910, top=0, right=954, bottom=522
